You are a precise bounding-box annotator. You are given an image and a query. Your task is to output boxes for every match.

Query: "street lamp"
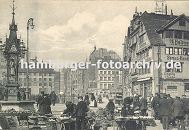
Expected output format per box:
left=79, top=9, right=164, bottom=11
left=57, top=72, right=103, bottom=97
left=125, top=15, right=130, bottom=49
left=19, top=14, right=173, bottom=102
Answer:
left=26, top=18, right=34, bottom=100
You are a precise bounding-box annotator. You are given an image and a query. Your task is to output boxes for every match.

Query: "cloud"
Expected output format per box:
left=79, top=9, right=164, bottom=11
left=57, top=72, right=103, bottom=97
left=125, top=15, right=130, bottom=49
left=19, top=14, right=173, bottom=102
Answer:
left=28, top=12, right=129, bottom=62
left=95, top=15, right=129, bottom=56
left=29, top=12, right=98, bottom=61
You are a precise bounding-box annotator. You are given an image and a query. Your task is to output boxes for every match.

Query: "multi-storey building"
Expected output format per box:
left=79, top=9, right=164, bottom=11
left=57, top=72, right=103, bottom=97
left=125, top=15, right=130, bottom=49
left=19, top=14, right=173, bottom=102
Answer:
left=60, top=68, right=89, bottom=103
left=89, top=48, right=122, bottom=95
left=18, top=58, right=55, bottom=95
left=97, top=68, right=122, bottom=96
left=123, top=10, right=189, bottom=97
left=54, top=71, right=60, bottom=96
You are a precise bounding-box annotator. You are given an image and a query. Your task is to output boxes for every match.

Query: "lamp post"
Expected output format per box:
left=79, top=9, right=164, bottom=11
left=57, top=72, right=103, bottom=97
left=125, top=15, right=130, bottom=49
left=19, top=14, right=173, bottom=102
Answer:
left=26, top=18, right=34, bottom=100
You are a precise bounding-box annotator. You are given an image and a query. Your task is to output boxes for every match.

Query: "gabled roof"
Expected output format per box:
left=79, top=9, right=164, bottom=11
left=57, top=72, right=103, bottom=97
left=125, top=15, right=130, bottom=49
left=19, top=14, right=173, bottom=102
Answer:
left=140, top=12, right=177, bottom=46
left=157, top=14, right=189, bottom=32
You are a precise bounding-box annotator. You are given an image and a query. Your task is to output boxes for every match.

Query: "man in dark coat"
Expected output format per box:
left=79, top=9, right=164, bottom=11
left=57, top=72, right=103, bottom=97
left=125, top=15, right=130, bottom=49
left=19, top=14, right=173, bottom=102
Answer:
left=37, top=91, right=45, bottom=114
left=151, top=93, right=160, bottom=119
left=63, top=101, right=76, bottom=130
left=84, top=93, right=90, bottom=106
left=63, top=101, right=76, bottom=117
left=43, top=94, right=52, bottom=115
left=173, top=97, right=185, bottom=129
left=182, top=95, right=189, bottom=127
left=139, top=96, right=148, bottom=116
left=50, top=91, right=57, bottom=106
left=106, top=99, right=115, bottom=120
left=159, top=95, right=172, bottom=130
left=75, top=96, right=88, bottom=130
left=37, top=92, right=52, bottom=115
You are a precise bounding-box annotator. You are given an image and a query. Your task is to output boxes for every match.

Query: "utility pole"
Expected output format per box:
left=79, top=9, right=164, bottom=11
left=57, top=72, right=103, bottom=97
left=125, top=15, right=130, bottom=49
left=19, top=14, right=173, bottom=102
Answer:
left=157, top=40, right=161, bottom=94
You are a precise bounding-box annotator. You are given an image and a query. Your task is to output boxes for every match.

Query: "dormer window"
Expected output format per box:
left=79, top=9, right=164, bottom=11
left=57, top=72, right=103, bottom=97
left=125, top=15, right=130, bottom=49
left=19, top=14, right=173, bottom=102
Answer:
left=179, top=18, right=186, bottom=26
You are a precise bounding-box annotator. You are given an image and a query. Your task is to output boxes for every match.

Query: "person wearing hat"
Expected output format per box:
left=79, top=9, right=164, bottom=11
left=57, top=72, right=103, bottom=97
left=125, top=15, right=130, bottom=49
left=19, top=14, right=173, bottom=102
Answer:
left=173, top=96, right=185, bottom=129
left=106, top=98, right=115, bottom=120
left=159, top=94, right=172, bottom=130
left=75, top=96, right=88, bottom=130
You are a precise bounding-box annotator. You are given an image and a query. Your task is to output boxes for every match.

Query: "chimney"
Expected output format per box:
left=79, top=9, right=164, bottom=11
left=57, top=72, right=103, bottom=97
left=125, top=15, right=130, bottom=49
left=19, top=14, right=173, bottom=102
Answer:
left=171, top=10, right=173, bottom=16
left=165, top=5, right=168, bottom=15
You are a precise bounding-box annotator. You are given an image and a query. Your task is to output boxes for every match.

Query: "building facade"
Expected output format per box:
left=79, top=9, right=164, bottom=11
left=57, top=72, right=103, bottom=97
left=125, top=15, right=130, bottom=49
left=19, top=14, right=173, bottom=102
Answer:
left=60, top=68, right=89, bottom=103
left=89, top=48, right=122, bottom=95
left=18, top=59, right=55, bottom=95
left=124, top=11, right=189, bottom=97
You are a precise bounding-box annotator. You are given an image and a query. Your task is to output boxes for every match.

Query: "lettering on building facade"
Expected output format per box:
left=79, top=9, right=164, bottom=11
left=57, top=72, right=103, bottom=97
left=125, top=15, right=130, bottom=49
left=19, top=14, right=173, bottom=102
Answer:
left=167, top=55, right=189, bottom=61
left=169, top=38, right=189, bottom=46
left=164, top=72, right=176, bottom=79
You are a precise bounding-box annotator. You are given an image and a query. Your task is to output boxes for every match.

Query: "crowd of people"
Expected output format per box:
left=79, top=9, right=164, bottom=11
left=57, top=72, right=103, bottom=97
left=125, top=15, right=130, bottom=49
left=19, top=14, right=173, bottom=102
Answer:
left=151, top=93, right=189, bottom=130
left=36, top=91, right=189, bottom=130
left=37, top=91, right=57, bottom=116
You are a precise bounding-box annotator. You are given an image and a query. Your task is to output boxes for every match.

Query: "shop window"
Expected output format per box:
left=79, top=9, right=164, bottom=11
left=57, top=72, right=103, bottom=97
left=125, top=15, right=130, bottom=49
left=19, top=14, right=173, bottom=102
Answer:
left=165, top=31, right=174, bottom=38
left=185, top=83, right=189, bottom=92
left=178, top=48, right=182, bottom=55
left=179, top=19, right=186, bottom=26
left=167, top=86, right=177, bottom=91
left=174, top=48, right=179, bottom=55
left=165, top=47, right=173, bottom=55
left=174, top=31, right=182, bottom=39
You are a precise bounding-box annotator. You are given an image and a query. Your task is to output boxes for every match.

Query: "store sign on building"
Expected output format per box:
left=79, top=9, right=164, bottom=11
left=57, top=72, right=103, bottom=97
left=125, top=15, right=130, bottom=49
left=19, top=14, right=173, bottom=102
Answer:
left=164, top=72, right=176, bottom=79
left=167, top=55, right=189, bottom=61
left=169, top=38, right=189, bottom=46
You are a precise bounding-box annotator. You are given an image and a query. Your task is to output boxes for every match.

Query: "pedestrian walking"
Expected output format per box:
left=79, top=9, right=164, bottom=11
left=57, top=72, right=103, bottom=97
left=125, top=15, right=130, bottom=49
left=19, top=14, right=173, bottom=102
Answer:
left=106, top=98, right=115, bottom=120
left=50, top=91, right=57, bottom=106
left=173, top=96, right=185, bottom=129
left=159, top=95, right=172, bottom=130
left=97, top=94, right=102, bottom=103
left=43, top=94, right=52, bottom=115
left=63, top=101, right=76, bottom=117
left=84, top=93, right=90, bottom=106
left=75, top=96, right=88, bottom=130
left=22, top=90, right=26, bottom=100
left=139, top=96, right=148, bottom=116
left=37, top=91, right=45, bottom=115
left=17, top=90, right=21, bottom=101
left=181, top=95, right=189, bottom=127
left=62, top=101, right=76, bottom=130
left=151, top=93, right=160, bottom=119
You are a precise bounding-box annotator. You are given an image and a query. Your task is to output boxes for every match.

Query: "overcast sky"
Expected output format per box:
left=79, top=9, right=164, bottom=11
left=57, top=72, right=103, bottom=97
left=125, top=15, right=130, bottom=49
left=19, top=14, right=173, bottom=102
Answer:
left=0, top=0, right=189, bottom=63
